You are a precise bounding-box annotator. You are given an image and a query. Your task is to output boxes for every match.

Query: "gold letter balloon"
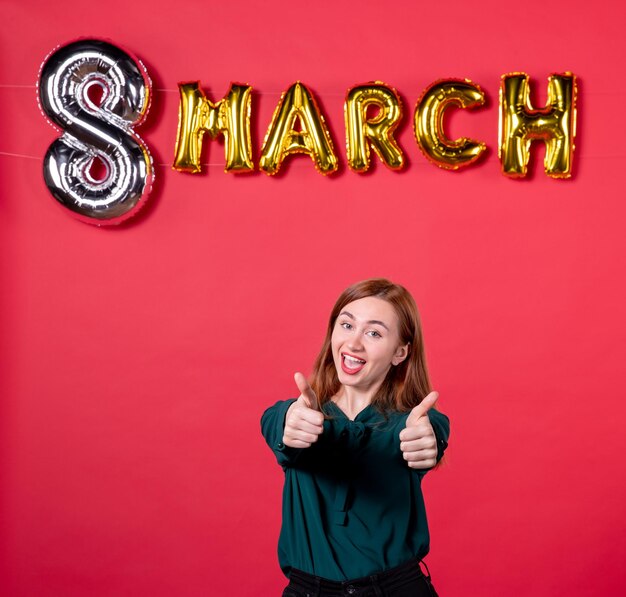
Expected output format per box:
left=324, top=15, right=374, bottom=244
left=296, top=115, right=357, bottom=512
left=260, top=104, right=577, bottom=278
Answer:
left=414, top=79, right=486, bottom=170
left=174, top=82, right=253, bottom=173
left=344, top=83, right=405, bottom=172
left=259, top=82, right=338, bottom=175
left=499, top=72, right=577, bottom=178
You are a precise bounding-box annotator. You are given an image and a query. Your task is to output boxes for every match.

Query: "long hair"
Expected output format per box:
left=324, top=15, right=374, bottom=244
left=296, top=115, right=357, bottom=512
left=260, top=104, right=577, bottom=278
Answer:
left=309, top=278, right=431, bottom=412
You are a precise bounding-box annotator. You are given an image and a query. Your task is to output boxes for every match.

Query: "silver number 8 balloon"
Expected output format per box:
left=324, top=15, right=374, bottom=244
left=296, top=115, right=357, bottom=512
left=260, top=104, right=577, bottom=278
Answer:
left=38, top=39, right=154, bottom=225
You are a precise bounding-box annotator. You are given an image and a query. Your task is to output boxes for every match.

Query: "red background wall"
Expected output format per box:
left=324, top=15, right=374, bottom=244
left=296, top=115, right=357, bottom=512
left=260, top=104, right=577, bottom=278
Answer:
left=1, top=1, right=625, bottom=595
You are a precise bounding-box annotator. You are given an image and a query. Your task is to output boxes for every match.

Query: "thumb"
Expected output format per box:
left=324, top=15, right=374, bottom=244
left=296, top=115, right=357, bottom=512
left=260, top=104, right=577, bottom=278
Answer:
left=406, top=391, right=438, bottom=425
left=294, top=372, right=319, bottom=411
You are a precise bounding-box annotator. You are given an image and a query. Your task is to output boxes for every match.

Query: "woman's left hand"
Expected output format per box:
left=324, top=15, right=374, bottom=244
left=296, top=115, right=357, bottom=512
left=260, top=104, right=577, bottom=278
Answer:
left=399, top=392, right=439, bottom=469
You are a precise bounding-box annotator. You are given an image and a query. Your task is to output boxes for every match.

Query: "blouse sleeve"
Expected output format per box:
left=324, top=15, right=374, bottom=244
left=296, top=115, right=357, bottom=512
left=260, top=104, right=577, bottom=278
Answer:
left=260, top=399, right=303, bottom=468
left=427, top=408, right=450, bottom=463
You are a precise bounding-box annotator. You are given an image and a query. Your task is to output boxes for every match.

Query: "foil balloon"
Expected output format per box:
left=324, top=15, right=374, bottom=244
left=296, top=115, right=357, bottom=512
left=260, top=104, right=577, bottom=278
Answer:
left=414, top=79, right=486, bottom=170
left=38, top=39, right=154, bottom=225
left=174, top=82, right=253, bottom=173
left=499, top=72, right=577, bottom=178
left=259, top=82, right=338, bottom=175
left=345, top=82, right=405, bottom=172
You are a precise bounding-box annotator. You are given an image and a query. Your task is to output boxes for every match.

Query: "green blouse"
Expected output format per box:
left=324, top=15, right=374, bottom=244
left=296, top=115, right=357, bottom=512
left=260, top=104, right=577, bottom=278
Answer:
left=261, top=399, right=450, bottom=581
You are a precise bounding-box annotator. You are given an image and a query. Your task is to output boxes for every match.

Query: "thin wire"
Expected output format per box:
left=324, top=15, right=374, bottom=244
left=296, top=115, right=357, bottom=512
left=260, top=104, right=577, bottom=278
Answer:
left=2, top=83, right=622, bottom=97
left=0, top=151, right=42, bottom=161
left=1, top=151, right=624, bottom=166
left=0, top=152, right=228, bottom=167
left=0, top=83, right=344, bottom=96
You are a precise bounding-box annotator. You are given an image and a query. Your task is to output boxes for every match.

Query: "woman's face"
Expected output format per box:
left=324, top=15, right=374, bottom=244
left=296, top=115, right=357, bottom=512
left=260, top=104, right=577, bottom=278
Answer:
left=331, top=296, right=409, bottom=394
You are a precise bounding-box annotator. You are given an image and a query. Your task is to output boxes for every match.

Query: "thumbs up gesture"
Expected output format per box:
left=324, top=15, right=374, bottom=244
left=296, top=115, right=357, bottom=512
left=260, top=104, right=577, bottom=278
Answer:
left=283, top=372, right=325, bottom=448
left=399, top=391, right=439, bottom=469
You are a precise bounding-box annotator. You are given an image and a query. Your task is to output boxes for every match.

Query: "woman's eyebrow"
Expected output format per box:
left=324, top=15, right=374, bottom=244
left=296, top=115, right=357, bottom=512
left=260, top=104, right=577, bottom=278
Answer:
left=338, top=311, right=389, bottom=330
left=367, top=320, right=389, bottom=330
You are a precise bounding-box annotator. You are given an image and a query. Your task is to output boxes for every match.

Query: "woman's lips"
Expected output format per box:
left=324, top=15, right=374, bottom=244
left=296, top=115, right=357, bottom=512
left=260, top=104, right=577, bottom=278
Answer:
left=341, top=353, right=366, bottom=375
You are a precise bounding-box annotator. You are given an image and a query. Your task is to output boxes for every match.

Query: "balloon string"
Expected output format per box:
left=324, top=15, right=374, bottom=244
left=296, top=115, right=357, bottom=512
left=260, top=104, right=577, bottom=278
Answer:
left=0, top=151, right=42, bottom=160
left=2, top=81, right=626, bottom=98
left=0, top=151, right=624, bottom=166
left=0, top=83, right=346, bottom=96
left=2, top=83, right=626, bottom=98
left=150, top=89, right=348, bottom=96
left=0, top=152, right=228, bottom=167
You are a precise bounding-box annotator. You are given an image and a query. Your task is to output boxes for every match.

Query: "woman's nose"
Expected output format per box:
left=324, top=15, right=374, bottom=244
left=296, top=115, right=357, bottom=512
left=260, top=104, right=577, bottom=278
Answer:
left=348, top=336, right=364, bottom=351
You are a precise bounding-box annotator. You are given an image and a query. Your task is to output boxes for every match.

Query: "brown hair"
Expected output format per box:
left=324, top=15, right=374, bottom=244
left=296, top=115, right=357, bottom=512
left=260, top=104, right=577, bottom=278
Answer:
left=310, top=278, right=431, bottom=412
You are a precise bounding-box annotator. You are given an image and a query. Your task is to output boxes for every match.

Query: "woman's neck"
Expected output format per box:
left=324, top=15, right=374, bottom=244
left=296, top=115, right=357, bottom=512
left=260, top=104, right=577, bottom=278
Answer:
left=332, top=383, right=381, bottom=420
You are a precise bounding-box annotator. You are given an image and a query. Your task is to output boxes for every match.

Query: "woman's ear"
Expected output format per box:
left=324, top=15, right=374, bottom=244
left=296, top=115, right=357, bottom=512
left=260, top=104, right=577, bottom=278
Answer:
left=392, top=342, right=410, bottom=366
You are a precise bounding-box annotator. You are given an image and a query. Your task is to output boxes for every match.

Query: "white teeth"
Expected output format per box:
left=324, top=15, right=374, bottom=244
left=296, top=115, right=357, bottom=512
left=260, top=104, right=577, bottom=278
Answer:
left=343, top=354, right=365, bottom=364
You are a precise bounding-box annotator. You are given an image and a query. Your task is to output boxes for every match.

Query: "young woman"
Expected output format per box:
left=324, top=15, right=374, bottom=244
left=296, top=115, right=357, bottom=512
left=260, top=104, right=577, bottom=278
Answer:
left=261, top=279, right=450, bottom=597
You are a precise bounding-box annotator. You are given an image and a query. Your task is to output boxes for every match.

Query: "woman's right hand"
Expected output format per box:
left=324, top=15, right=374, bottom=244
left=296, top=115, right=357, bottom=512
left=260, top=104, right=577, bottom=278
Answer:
left=283, top=372, right=324, bottom=448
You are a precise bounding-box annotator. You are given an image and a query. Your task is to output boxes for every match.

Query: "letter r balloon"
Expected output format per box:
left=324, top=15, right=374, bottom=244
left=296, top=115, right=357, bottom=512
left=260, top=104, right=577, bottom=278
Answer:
left=345, top=83, right=405, bottom=172
left=38, top=39, right=154, bottom=225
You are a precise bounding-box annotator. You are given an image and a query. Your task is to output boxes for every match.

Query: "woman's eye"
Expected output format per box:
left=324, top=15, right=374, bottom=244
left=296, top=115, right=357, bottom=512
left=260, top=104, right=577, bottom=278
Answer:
left=367, top=330, right=382, bottom=338
left=341, top=322, right=352, bottom=330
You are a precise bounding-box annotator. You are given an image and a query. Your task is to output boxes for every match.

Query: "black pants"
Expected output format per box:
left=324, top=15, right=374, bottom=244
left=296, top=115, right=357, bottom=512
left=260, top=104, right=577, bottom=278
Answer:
left=282, top=559, right=439, bottom=597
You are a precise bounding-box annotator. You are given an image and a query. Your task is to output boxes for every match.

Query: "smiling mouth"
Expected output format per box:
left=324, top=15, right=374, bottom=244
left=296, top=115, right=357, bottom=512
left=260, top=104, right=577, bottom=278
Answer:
left=341, top=353, right=366, bottom=375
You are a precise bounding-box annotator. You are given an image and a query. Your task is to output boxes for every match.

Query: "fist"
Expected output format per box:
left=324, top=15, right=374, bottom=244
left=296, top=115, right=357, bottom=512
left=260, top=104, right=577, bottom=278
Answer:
left=283, top=372, right=324, bottom=449
left=399, top=391, right=439, bottom=469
